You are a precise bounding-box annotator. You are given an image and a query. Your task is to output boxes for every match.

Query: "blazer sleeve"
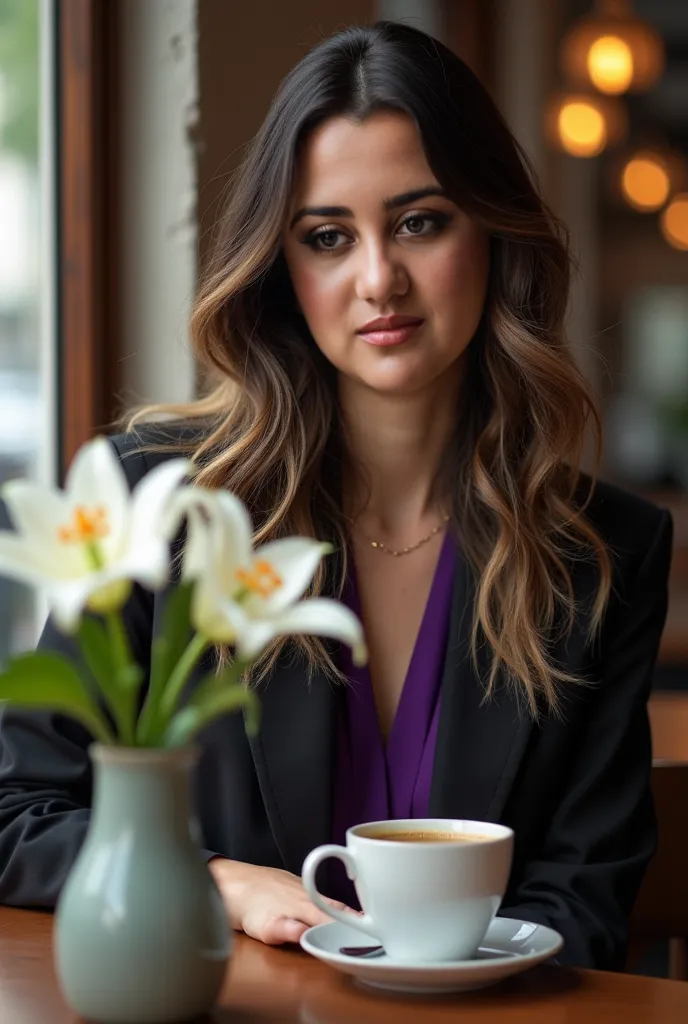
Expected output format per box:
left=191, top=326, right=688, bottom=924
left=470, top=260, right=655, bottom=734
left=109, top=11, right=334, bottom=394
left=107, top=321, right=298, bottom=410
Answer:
left=0, top=434, right=219, bottom=908
left=499, top=508, right=673, bottom=970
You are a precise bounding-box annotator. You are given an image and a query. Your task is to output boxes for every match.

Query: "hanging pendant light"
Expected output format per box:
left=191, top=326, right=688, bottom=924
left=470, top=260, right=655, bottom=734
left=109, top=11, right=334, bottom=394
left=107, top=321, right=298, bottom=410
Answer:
left=545, top=91, right=627, bottom=158
left=619, top=149, right=682, bottom=212
left=610, top=145, right=688, bottom=212
left=622, top=153, right=670, bottom=211
left=560, top=0, right=664, bottom=96
left=660, top=195, right=688, bottom=251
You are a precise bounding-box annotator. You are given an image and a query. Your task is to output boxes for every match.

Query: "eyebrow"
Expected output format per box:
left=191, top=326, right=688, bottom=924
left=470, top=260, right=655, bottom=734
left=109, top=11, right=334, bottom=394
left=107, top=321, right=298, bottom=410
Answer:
left=289, top=186, right=448, bottom=229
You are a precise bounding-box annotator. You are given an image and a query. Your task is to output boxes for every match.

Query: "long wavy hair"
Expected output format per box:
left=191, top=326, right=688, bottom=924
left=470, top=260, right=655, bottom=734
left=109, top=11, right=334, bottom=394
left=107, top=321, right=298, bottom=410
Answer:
left=126, top=20, right=612, bottom=715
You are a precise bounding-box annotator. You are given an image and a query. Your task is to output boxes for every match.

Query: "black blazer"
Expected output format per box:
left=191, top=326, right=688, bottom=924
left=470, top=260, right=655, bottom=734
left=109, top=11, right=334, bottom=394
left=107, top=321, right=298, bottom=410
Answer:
left=0, top=429, right=673, bottom=971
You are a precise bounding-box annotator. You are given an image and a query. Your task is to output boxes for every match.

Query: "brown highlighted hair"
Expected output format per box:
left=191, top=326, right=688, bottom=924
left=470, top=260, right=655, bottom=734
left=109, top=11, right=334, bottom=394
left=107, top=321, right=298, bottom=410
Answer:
left=127, top=21, right=612, bottom=715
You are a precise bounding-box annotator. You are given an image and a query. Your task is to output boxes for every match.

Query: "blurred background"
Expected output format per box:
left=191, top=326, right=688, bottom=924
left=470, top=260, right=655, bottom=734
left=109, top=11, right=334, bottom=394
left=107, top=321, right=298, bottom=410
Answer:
left=0, top=0, right=687, bottom=980
left=0, top=0, right=686, bottom=672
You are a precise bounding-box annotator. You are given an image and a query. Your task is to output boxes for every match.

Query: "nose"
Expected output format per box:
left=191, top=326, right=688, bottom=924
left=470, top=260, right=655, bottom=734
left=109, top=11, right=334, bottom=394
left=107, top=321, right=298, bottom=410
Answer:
left=354, top=239, right=409, bottom=305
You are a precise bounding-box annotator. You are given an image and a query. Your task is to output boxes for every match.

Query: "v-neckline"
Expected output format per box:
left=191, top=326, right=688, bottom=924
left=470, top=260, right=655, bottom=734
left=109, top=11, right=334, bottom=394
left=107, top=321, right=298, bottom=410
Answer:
left=345, top=529, right=455, bottom=751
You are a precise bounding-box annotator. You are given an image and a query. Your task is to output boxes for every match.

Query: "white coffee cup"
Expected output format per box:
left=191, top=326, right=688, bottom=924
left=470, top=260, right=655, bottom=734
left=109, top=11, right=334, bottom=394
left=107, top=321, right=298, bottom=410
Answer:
left=301, top=818, right=514, bottom=962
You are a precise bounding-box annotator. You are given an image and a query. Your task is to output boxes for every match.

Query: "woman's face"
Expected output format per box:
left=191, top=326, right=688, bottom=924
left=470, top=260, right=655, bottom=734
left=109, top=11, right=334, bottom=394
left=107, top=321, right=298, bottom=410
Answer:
left=282, top=110, right=489, bottom=397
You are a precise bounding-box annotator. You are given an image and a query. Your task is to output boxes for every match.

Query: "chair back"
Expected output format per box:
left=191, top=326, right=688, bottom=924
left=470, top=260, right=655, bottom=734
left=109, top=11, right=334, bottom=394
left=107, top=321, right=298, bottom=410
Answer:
left=630, top=762, right=688, bottom=973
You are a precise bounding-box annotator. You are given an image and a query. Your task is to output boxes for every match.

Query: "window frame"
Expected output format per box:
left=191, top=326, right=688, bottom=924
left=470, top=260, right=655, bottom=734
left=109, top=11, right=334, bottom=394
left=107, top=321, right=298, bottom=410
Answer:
left=57, top=0, right=120, bottom=477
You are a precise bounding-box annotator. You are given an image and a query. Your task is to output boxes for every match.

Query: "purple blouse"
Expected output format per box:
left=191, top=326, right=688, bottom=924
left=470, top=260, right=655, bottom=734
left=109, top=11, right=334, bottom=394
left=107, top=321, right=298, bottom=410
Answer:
left=328, top=531, right=456, bottom=906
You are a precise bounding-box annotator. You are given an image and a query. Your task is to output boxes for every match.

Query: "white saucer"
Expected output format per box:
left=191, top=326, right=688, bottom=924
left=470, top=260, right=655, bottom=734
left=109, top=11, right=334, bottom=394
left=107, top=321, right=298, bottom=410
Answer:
left=300, top=917, right=563, bottom=994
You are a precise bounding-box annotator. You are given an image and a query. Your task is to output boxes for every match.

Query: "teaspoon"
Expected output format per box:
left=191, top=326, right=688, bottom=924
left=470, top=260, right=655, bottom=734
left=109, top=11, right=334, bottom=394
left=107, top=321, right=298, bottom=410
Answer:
left=338, top=944, right=384, bottom=957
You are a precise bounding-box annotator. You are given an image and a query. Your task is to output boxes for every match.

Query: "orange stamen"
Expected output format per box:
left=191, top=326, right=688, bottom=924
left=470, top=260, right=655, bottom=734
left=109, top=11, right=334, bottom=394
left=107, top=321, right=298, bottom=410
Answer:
left=236, top=559, right=282, bottom=598
left=57, top=505, right=110, bottom=545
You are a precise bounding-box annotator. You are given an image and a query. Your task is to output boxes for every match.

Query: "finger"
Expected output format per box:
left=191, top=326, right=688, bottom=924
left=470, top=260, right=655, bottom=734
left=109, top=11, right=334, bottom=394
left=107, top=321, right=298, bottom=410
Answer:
left=321, top=896, right=363, bottom=916
left=299, top=901, right=337, bottom=927
left=321, top=897, right=348, bottom=911
left=261, top=916, right=309, bottom=945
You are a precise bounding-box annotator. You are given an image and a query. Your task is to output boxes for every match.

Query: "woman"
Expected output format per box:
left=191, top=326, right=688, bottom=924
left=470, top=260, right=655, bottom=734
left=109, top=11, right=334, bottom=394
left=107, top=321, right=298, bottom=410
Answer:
left=0, top=22, right=672, bottom=970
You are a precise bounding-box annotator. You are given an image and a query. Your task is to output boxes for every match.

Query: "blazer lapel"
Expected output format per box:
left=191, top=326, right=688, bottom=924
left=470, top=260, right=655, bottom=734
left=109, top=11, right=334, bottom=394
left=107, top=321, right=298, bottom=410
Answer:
left=247, top=655, right=339, bottom=875
left=429, top=551, right=534, bottom=822
left=247, top=546, right=594, bottom=863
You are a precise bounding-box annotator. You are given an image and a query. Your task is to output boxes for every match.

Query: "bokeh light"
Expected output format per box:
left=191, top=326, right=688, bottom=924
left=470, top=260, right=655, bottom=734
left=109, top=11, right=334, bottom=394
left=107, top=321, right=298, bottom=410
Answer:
left=587, top=35, right=634, bottom=95
left=621, top=154, right=671, bottom=212
left=557, top=100, right=608, bottom=158
left=660, top=194, right=688, bottom=251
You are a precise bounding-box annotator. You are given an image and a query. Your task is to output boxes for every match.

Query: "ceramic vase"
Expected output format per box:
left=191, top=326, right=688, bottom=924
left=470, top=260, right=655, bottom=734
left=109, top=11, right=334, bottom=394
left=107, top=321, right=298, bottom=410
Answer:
left=54, top=743, right=230, bottom=1023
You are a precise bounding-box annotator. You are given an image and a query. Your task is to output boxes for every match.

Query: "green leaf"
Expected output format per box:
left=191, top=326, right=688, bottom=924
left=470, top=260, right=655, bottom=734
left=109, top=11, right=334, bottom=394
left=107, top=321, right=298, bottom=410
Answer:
left=103, top=611, right=145, bottom=746
left=162, top=682, right=260, bottom=749
left=156, top=582, right=195, bottom=681
left=77, top=617, right=113, bottom=690
left=115, top=664, right=144, bottom=691
left=136, top=583, right=194, bottom=744
left=0, top=651, right=115, bottom=744
left=76, top=617, right=124, bottom=731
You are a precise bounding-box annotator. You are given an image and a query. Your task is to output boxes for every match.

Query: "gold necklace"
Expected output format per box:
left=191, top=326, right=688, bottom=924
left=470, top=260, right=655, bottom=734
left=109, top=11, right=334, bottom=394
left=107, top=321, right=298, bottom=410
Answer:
left=359, top=514, right=450, bottom=557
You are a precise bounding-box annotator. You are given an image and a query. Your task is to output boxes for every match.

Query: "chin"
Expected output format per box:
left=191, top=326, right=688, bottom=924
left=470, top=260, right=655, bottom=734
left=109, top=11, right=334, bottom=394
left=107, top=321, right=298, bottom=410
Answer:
left=360, top=354, right=459, bottom=393
left=357, top=370, right=441, bottom=397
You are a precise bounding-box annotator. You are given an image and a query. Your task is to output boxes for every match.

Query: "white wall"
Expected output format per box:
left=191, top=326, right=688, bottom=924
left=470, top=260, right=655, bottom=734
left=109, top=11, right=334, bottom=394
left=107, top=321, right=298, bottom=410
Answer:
left=118, top=0, right=198, bottom=407
left=494, top=0, right=601, bottom=396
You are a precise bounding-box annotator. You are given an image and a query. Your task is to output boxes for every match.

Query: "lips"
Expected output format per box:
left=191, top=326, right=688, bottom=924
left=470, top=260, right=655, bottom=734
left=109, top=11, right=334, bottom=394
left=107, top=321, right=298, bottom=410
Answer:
left=357, top=315, right=425, bottom=333
left=356, top=315, right=425, bottom=348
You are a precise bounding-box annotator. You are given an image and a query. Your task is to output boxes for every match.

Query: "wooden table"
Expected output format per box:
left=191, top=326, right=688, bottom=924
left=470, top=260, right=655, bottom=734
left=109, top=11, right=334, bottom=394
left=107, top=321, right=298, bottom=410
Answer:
left=1, top=908, right=688, bottom=1023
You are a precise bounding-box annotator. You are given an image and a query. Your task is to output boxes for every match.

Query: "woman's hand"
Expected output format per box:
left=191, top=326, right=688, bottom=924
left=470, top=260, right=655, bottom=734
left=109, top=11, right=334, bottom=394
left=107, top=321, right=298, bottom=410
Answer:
left=208, top=857, right=351, bottom=945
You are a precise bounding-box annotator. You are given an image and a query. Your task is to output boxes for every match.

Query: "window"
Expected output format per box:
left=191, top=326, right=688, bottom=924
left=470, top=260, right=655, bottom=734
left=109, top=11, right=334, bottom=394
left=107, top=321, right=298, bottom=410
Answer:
left=606, top=287, right=688, bottom=491
left=0, top=0, right=56, bottom=655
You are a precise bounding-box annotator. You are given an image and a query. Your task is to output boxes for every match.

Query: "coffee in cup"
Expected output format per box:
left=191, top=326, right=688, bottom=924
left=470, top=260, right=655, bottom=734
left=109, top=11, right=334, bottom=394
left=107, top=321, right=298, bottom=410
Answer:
left=369, top=829, right=490, bottom=843
left=302, top=818, right=513, bottom=963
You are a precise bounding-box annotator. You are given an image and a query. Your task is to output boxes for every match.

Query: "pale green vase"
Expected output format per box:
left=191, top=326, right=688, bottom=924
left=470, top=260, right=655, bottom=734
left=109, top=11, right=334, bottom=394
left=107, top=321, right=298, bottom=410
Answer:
left=54, top=743, right=230, bottom=1024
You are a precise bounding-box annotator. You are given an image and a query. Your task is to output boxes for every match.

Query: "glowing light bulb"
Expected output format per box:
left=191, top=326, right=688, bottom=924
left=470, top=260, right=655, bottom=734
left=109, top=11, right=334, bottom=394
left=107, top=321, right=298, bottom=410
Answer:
left=587, top=35, right=634, bottom=95
left=557, top=101, right=607, bottom=158
left=621, top=155, right=671, bottom=212
left=660, top=194, right=688, bottom=251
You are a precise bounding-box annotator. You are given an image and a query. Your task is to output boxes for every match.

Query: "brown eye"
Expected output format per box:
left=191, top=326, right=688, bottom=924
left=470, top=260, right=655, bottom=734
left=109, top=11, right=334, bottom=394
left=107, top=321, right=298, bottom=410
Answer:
left=398, top=212, right=450, bottom=237
left=302, top=228, right=348, bottom=252
left=317, top=231, right=341, bottom=249
left=405, top=216, right=426, bottom=234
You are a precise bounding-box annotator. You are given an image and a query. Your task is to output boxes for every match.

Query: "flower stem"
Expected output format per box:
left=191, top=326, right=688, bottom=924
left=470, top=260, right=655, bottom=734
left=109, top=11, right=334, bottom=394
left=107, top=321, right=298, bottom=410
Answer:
left=106, top=610, right=138, bottom=746
left=157, top=632, right=209, bottom=726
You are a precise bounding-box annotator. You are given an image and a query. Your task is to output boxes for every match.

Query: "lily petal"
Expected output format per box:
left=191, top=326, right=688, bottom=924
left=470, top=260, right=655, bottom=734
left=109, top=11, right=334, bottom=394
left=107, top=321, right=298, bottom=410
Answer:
left=128, top=459, right=192, bottom=553
left=178, top=488, right=253, bottom=591
left=178, top=502, right=211, bottom=580
left=118, top=542, right=171, bottom=592
left=190, top=584, right=238, bottom=644
left=235, top=598, right=367, bottom=665
left=215, top=599, right=275, bottom=660
left=47, top=577, right=96, bottom=633
left=250, top=538, right=331, bottom=613
left=0, top=482, right=82, bottom=575
left=48, top=561, right=131, bottom=628
left=66, top=437, right=131, bottom=549
left=2, top=479, right=66, bottom=539
left=212, top=491, right=255, bottom=567
left=0, top=532, right=73, bottom=588
left=233, top=619, right=280, bottom=661
left=176, top=498, right=232, bottom=595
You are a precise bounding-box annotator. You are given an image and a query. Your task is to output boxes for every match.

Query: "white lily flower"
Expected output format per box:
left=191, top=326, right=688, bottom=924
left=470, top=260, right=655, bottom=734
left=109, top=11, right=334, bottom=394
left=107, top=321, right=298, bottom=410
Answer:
left=0, top=437, right=191, bottom=632
left=174, top=489, right=367, bottom=665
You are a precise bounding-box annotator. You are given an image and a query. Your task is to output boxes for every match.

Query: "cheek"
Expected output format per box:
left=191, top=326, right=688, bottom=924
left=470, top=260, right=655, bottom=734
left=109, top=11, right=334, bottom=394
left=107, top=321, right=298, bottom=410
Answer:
left=289, top=261, right=348, bottom=329
left=424, top=233, right=489, bottom=324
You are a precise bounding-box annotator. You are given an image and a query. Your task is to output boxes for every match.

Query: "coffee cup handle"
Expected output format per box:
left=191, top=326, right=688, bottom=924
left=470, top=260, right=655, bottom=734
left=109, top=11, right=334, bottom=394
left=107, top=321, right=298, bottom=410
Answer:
left=302, top=844, right=380, bottom=939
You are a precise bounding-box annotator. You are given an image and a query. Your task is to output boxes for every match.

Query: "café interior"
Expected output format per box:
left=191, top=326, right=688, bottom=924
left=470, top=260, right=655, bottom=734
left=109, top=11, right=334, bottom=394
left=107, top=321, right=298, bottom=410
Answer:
left=0, top=0, right=687, bottom=1020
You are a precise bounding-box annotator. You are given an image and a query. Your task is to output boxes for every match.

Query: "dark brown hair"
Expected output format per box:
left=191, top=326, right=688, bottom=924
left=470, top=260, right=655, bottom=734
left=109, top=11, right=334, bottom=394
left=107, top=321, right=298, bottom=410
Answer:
left=127, top=21, right=612, bottom=714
